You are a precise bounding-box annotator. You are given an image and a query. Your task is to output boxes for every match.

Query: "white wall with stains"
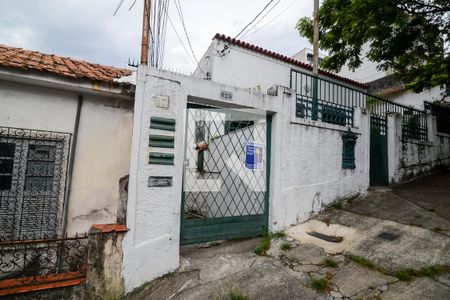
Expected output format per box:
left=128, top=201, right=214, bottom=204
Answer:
left=122, top=66, right=370, bottom=292
left=0, top=79, right=133, bottom=235
left=387, top=113, right=450, bottom=183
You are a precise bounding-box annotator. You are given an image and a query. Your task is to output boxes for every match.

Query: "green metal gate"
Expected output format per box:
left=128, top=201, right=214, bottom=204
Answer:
left=181, top=106, right=271, bottom=245
left=370, top=115, right=389, bottom=186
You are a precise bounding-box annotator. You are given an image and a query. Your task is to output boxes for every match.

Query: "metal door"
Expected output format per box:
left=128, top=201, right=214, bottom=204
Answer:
left=370, top=115, right=389, bottom=186
left=181, top=106, right=271, bottom=245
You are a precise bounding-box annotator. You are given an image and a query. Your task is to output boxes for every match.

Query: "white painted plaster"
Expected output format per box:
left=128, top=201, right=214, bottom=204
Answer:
left=0, top=78, right=133, bottom=235
left=122, top=66, right=371, bottom=291
left=387, top=113, right=450, bottom=184
left=195, top=39, right=365, bottom=93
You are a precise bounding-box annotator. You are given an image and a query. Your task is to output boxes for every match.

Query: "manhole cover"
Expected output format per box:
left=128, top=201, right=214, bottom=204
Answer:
left=307, top=231, right=343, bottom=243
left=377, top=232, right=399, bottom=241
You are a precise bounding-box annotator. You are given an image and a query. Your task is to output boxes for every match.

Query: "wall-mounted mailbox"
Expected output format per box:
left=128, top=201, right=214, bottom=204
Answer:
left=150, top=117, right=176, bottom=131
left=149, top=152, right=174, bottom=165
left=149, top=135, right=174, bottom=148
left=148, top=176, right=173, bottom=187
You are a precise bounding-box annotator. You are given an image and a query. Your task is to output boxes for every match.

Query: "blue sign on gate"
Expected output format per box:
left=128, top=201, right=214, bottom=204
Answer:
left=245, top=141, right=264, bottom=170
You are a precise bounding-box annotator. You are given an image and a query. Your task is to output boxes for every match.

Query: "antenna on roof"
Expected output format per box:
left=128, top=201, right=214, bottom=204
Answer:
left=128, top=57, right=138, bottom=67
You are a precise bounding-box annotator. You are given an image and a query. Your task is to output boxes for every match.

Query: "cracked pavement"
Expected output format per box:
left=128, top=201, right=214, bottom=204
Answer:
left=128, top=170, right=450, bottom=300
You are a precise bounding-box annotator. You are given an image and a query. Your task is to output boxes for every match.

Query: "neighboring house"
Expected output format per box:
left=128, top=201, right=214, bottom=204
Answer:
left=337, top=44, right=445, bottom=109
left=292, top=47, right=325, bottom=66
left=0, top=45, right=135, bottom=240
left=194, top=34, right=365, bottom=92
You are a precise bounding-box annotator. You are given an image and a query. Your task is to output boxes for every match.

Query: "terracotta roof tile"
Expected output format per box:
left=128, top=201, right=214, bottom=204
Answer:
left=213, top=33, right=367, bottom=89
left=0, top=44, right=132, bottom=84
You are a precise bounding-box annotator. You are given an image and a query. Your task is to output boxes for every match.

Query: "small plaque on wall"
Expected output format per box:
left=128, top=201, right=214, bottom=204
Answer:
left=148, top=176, right=173, bottom=187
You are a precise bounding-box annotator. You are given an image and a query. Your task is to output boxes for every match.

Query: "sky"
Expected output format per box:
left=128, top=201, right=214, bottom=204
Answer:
left=0, top=0, right=314, bottom=72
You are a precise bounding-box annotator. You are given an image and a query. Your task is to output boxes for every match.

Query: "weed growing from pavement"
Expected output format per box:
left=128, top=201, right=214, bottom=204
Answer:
left=228, top=289, right=249, bottom=300
left=254, top=237, right=271, bottom=256
left=431, top=227, right=444, bottom=233
left=270, top=231, right=286, bottom=239
left=347, top=254, right=450, bottom=281
left=311, top=276, right=329, bottom=293
left=322, top=257, right=338, bottom=268
left=280, top=242, right=292, bottom=251
left=347, top=255, right=378, bottom=270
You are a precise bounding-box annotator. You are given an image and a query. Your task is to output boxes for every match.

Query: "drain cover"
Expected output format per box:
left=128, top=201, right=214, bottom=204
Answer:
left=377, top=232, right=399, bottom=241
left=307, top=231, right=343, bottom=243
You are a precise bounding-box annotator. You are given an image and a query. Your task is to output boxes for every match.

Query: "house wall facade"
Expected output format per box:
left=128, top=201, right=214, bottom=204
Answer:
left=387, top=113, right=450, bottom=183
left=122, top=66, right=370, bottom=291
left=194, top=38, right=362, bottom=93
left=0, top=78, right=133, bottom=236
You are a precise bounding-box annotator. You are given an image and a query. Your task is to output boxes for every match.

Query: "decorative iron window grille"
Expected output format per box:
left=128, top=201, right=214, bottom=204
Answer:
left=342, top=130, right=358, bottom=169
left=0, top=235, right=87, bottom=288
left=0, top=127, right=71, bottom=242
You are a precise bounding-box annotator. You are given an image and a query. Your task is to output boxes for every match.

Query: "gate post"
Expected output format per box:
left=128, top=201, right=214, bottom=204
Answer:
left=387, top=112, right=402, bottom=184
left=121, top=66, right=186, bottom=292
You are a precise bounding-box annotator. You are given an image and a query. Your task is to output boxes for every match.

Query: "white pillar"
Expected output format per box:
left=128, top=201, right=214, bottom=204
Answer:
left=387, top=112, right=402, bottom=184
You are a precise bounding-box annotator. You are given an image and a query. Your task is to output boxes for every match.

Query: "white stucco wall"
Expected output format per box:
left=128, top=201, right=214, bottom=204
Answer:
left=195, top=39, right=364, bottom=94
left=0, top=79, right=133, bottom=235
left=123, top=66, right=370, bottom=292
left=387, top=113, right=450, bottom=184
left=386, top=86, right=443, bottom=110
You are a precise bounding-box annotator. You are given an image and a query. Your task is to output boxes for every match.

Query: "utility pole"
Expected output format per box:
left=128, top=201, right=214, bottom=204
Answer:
left=312, top=0, right=319, bottom=75
left=311, top=0, right=319, bottom=120
left=140, top=0, right=151, bottom=65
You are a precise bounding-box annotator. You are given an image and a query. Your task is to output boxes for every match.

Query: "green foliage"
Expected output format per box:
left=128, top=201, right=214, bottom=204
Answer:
left=297, top=0, right=450, bottom=93
left=311, top=276, right=329, bottom=293
left=254, top=237, right=271, bottom=256
left=347, top=255, right=383, bottom=273
left=347, top=254, right=450, bottom=281
left=394, top=269, right=416, bottom=281
left=228, top=290, right=249, bottom=300
left=280, top=242, right=292, bottom=251
left=322, top=257, right=338, bottom=268
left=270, top=231, right=286, bottom=239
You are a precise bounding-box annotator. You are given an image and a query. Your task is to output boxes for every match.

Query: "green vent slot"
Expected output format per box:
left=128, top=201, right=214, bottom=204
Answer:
left=150, top=117, right=176, bottom=131
left=149, top=152, right=174, bottom=165
left=149, top=135, right=175, bottom=148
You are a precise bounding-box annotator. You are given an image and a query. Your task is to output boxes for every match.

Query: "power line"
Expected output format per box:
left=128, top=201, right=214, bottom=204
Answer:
left=234, top=0, right=275, bottom=39
left=240, top=0, right=281, bottom=39
left=242, top=0, right=298, bottom=39
left=167, top=14, right=198, bottom=68
left=172, top=0, right=205, bottom=74
left=113, top=0, right=126, bottom=16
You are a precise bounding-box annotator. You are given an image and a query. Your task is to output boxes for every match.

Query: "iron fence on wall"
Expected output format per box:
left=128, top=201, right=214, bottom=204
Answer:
left=290, top=69, right=428, bottom=140
left=425, top=102, right=450, bottom=135
left=0, top=235, right=88, bottom=296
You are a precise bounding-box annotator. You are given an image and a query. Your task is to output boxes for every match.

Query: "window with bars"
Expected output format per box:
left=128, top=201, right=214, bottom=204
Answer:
left=0, top=127, right=71, bottom=241
left=342, top=130, right=357, bottom=169
left=0, top=143, right=15, bottom=190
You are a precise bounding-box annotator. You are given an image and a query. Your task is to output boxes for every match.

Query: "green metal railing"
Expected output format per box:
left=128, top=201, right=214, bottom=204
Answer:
left=290, top=69, right=428, bottom=140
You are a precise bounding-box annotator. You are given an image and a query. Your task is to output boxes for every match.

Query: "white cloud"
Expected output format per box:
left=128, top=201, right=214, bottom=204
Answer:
left=0, top=0, right=314, bottom=70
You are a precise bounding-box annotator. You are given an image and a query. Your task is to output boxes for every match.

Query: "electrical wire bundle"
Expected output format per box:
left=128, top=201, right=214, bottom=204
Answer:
left=149, top=0, right=169, bottom=68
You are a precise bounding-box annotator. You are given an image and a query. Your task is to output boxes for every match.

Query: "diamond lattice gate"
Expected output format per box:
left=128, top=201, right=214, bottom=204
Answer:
left=181, top=107, right=271, bottom=245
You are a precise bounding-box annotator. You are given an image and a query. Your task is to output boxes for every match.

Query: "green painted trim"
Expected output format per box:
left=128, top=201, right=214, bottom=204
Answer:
left=149, top=152, right=174, bottom=165
left=181, top=215, right=265, bottom=245
left=150, top=117, right=176, bottom=131
left=264, top=115, right=272, bottom=229
left=149, top=134, right=174, bottom=148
